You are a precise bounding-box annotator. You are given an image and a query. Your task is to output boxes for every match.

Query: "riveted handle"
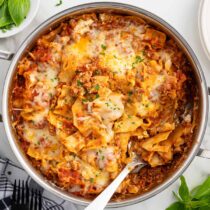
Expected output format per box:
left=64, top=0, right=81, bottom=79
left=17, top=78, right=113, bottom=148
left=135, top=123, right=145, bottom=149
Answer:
left=197, top=87, right=210, bottom=159
left=197, top=149, right=210, bottom=159
left=0, top=50, right=14, bottom=123
left=0, top=50, right=14, bottom=60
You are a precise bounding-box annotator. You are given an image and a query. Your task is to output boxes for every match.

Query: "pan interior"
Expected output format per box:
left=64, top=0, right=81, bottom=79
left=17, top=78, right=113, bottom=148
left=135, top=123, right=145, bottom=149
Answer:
left=4, top=3, right=208, bottom=208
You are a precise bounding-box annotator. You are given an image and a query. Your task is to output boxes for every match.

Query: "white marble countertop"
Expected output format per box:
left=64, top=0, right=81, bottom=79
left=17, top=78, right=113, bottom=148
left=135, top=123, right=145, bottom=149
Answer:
left=1, top=0, right=210, bottom=209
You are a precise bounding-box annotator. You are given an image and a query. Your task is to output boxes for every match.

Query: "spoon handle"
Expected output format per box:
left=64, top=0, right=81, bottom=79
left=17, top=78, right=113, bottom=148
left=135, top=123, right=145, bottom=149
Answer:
left=84, top=164, right=134, bottom=210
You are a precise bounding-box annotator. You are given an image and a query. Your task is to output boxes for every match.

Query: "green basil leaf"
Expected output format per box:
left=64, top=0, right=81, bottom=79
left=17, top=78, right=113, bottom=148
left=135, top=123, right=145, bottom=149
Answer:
left=192, top=177, right=210, bottom=199
left=0, top=0, right=13, bottom=28
left=0, top=0, right=4, bottom=7
left=179, top=176, right=190, bottom=202
left=166, top=202, right=186, bottom=210
left=8, top=0, right=30, bottom=26
left=191, top=186, right=200, bottom=197
left=199, top=195, right=210, bottom=202
left=0, top=15, right=13, bottom=28
left=0, top=0, right=9, bottom=18
left=189, top=200, right=209, bottom=208
left=193, top=194, right=210, bottom=208
left=199, top=205, right=210, bottom=210
left=173, top=191, right=183, bottom=202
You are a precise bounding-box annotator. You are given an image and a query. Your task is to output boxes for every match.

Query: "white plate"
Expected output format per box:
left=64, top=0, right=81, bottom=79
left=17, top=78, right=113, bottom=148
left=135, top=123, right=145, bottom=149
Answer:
left=0, top=0, right=40, bottom=38
left=199, top=0, right=210, bottom=59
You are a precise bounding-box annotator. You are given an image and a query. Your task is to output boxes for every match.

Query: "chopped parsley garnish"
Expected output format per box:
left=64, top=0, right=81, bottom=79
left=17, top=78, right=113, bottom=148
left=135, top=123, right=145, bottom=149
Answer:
left=95, top=93, right=100, bottom=99
left=82, top=98, right=88, bottom=103
left=132, top=55, right=144, bottom=68
left=100, top=44, right=107, bottom=56
left=90, top=178, right=94, bottom=183
left=136, top=55, right=144, bottom=63
left=51, top=78, right=58, bottom=82
left=93, top=70, right=101, bottom=76
left=58, top=122, right=63, bottom=126
left=95, top=84, right=100, bottom=91
left=77, top=80, right=83, bottom=87
left=56, top=0, right=62, bottom=6
left=101, top=156, right=105, bottom=160
left=128, top=91, right=133, bottom=96
left=101, top=44, right=107, bottom=50
left=105, top=102, right=110, bottom=107
left=105, top=101, right=120, bottom=111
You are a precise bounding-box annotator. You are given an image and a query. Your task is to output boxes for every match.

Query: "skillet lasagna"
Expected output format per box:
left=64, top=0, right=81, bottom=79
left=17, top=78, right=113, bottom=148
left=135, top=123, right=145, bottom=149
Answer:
left=11, top=13, right=198, bottom=199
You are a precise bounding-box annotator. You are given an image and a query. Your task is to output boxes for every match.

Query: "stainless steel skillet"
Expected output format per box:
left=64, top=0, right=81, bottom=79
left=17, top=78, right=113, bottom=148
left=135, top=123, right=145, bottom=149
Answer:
left=0, top=2, right=210, bottom=208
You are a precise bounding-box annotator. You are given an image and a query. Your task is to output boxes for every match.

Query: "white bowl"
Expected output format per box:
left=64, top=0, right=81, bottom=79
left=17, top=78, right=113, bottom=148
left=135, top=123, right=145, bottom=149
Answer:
left=0, top=0, right=40, bottom=38
left=198, top=0, right=210, bottom=60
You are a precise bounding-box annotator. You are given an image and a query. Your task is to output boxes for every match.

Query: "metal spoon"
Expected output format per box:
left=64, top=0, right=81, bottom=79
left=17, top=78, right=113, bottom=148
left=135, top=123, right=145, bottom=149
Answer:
left=84, top=142, right=147, bottom=210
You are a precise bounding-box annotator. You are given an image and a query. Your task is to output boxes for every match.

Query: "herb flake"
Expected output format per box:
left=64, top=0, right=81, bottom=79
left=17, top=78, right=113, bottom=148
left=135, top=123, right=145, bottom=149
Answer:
left=90, top=178, right=94, bottom=183
left=95, top=84, right=100, bottom=91
left=77, top=80, right=83, bottom=87
left=132, top=55, right=144, bottom=68
left=56, top=0, right=62, bottom=6
left=95, top=93, right=100, bottom=99
left=101, top=44, right=107, bottom=50
left=93, top=70, right=100, bottom=76
left=128, top=91, right=133, bottom=96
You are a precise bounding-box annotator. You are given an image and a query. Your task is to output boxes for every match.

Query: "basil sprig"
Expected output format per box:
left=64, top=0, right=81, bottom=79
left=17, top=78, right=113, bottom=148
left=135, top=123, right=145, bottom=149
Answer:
left=0, top=0, right=30, bottom=32
left=8, top=0, right=30, bottom=26
left=0, top=0, right=4, bottom=6
left=166, top=176, right=210, bottom=210
left=0, top=0, right=13, bottom=29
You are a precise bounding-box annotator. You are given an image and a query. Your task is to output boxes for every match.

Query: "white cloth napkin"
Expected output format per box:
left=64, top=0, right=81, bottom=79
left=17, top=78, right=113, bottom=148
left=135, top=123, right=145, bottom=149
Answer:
left=0, top=157, right=79, bottom=210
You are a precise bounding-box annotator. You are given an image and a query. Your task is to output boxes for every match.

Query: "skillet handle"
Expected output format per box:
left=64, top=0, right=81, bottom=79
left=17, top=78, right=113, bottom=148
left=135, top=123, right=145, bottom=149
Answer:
left=197, top=86, right=210, bottom=159
left=197, top=149, right=210, bottom=159
left=0, top=50, right=14, bottom=60
left=0, top=50, right=14, bottom=123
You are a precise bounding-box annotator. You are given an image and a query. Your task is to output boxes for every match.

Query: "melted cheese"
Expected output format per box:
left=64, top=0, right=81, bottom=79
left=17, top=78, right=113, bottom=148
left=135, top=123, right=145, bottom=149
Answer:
left=72, top=89, right=124, bottom=145
left=31, top=65, right=58, bottom=98
left=73, top=19, right=94, bottom=37
left=136, top=73, right=165, bottom=117
left=23, top=123, right=58, bottom=145
left=92, top=92, right=124, bottom=124
left=99, top=32, right=136, bottom=76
